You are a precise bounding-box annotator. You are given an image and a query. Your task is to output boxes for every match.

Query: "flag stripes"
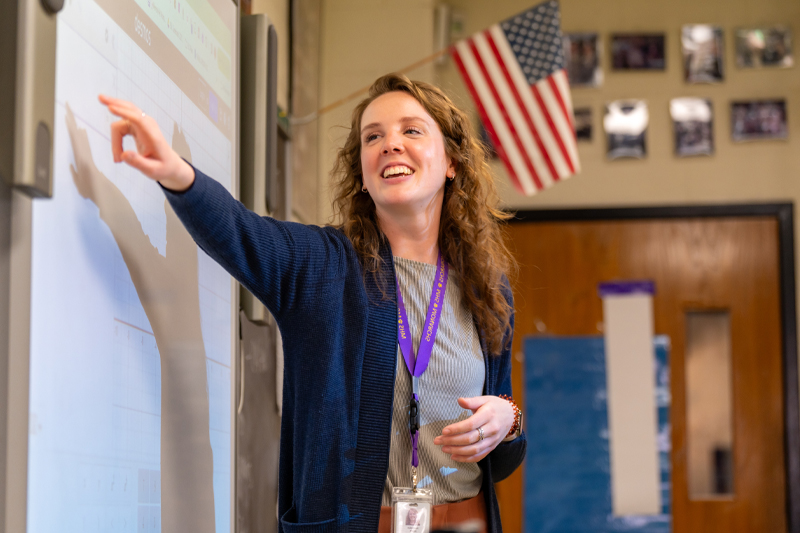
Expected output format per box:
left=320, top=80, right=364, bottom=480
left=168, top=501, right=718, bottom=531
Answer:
left=482, top=31, right=558, bottom=187
left=451, top=1, right=580, bottom=196
left=551, top=71, right=580, bottom=172
left=487, top=27, right=563, bottom=183
left=453, top=41, right=535, bottom=195
left=469, top=37, right=546, bottom=192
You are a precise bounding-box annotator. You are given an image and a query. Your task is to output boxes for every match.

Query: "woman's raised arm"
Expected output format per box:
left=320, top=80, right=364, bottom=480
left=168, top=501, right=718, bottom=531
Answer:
left=98, top=94, right=352, bottom=320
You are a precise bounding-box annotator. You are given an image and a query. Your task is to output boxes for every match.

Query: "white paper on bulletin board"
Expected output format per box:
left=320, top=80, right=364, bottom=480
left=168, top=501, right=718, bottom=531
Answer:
left=600, top=281, right=660, bottom=516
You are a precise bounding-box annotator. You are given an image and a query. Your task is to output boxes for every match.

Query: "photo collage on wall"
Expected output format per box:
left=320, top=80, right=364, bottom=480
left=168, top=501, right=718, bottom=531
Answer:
left=556, top=25, right=793, bottom=160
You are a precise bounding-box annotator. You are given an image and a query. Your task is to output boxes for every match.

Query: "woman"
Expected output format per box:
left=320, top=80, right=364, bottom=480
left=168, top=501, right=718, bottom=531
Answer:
left=99, top=73, right=526, bottom=533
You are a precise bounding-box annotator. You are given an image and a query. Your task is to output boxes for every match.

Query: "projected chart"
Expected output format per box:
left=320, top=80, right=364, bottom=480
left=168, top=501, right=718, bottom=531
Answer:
left=27, top=0, right=236, bottom=531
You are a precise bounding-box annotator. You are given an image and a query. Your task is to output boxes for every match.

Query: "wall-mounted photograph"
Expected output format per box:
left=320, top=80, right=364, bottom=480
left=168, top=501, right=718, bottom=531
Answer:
left=574, top=107, right=593, bottom=141
left=670, top=98, right=714, bottom=156
left=731, top=100, right=788, bottom=141
left=564, top=33, right=603, bottom=87
left=735, top=27, right=793, bottom=68
left=682, top=25, right=724, bottom=83
left=611, top=34, right=666, bottom=70
left=604, top=100, right=649, bottom=159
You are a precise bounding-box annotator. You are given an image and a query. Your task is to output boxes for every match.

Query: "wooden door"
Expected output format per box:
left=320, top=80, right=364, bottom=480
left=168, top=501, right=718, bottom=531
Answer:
left=496, top=216, right=787, bottom=533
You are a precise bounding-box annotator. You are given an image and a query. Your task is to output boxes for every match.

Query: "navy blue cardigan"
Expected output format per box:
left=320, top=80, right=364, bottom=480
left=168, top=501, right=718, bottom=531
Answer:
left=163, top=167, right=526, bottom=533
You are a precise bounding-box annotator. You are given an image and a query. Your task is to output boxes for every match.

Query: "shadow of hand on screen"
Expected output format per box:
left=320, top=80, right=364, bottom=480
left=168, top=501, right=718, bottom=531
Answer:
left=66, top=103, right=216, bottom=533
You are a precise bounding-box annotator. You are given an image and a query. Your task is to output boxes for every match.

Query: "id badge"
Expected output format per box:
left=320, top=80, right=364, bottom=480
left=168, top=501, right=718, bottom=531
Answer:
left=391, top=487, right=433, bottom=533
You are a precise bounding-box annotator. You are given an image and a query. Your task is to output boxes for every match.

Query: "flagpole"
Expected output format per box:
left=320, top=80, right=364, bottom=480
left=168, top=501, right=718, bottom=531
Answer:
left=291, top=47, right=451, bottom=126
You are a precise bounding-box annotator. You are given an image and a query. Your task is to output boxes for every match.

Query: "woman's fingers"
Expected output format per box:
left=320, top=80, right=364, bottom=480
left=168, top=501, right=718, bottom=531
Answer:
left=438, top=396, right=492, bottom=438
left=450, top=450, right=491, bottom=463
left=121, top=150, right=160, bottom=177
left=435, top=422, right=497, bottom=446
left=105, top=102, right=152, bottom=164
left=109, top=107, right=169, bottom=158
left=445, top=432, right=498, bottom=463
left=438, top=416, right=490, bottom=443
left=109, top=119, right=131, bottom=163
left=440, top=424, right=499, bottom=451
left=99, top=94, right=139, bottom=112
left=100, top=96, right=176, bottom=179
left=107, top=104, right=149, bottom=133
left=457, top=396, right=488, bottom=411
left=435, top=395, right=517, bottom=462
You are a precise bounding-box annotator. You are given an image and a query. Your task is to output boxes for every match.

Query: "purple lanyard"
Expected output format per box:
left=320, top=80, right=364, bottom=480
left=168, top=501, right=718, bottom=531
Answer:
left=396, top=252, right=449, bottom=469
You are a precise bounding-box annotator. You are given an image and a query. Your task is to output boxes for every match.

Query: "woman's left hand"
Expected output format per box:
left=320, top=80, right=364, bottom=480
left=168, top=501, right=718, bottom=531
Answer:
left=434, top=396, right=516, bottom=462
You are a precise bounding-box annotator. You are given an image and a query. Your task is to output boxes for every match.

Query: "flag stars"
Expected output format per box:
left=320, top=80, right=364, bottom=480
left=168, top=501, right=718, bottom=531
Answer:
left=499, top=0, right=565, bottom=83
left=454, top=0, right=576, bottom=195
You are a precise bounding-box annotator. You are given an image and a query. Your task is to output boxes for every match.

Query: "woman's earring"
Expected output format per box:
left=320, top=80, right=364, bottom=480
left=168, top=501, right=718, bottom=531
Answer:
left=362, top=185, right=368, bottom=193
left=448, top=173, right=456, bottom=181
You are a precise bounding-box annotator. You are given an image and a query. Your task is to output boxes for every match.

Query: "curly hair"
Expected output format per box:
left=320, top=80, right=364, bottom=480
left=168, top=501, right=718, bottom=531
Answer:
left=330, top=73, right=515, bottom=356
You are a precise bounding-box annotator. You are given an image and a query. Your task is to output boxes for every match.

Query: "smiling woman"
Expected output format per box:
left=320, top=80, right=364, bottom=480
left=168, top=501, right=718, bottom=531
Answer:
left=97, top=72, right=526, bottom=533
left=332, top=75, right=515, bottom=358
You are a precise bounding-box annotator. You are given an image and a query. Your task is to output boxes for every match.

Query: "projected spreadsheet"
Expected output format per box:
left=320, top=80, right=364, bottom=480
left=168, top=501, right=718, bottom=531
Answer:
left=27, top=0, right=235, bottom=531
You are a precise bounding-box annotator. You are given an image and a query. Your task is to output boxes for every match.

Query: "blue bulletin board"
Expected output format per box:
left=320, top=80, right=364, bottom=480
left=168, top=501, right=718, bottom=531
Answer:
left=523, top=336, right=671, bottom=533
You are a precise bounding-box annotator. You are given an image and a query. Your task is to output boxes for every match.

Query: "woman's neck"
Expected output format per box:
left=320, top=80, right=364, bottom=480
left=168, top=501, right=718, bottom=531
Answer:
left=378, top=205, right=441, bottom=265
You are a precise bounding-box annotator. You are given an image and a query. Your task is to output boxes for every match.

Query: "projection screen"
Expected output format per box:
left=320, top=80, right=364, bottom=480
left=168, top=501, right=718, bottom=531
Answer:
left=23, top=0, right=238, bottom=531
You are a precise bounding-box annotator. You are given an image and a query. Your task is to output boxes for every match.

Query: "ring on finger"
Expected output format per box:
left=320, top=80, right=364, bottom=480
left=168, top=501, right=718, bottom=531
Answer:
left=477, top=426, right=485, bottom=442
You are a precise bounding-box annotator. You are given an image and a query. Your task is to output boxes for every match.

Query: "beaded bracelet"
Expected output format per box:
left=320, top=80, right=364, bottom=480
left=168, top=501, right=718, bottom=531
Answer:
left=499, top=394, right=521, bottom=438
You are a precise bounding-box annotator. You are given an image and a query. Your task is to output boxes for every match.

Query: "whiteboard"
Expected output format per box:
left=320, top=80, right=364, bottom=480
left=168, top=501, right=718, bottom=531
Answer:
left=25, top=0, right=238, bottom=531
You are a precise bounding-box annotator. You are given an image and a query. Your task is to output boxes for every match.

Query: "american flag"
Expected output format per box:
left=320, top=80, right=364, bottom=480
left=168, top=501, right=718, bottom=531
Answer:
left=452, top=1, right=580, bottom=196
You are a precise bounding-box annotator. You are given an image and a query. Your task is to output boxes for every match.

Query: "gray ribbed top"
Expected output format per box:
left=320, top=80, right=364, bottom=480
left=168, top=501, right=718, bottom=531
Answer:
left=381, top=256, right=485, bottom=505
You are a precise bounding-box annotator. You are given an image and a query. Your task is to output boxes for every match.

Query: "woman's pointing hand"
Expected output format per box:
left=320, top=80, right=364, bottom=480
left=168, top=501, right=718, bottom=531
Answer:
left=98, top=94, right=195, bottom=192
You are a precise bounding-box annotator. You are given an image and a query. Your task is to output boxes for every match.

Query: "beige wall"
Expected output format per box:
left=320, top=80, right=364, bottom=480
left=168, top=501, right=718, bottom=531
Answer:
left=314, top=0, right=800, bottom=411
left=317, top=0, right=437, bottom=223
left=291, top=0, right=322, bottom=223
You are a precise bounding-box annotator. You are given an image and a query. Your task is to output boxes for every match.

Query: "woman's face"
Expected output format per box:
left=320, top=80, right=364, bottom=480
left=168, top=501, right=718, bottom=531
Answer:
left=359, top=91, right=454, bottom=217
